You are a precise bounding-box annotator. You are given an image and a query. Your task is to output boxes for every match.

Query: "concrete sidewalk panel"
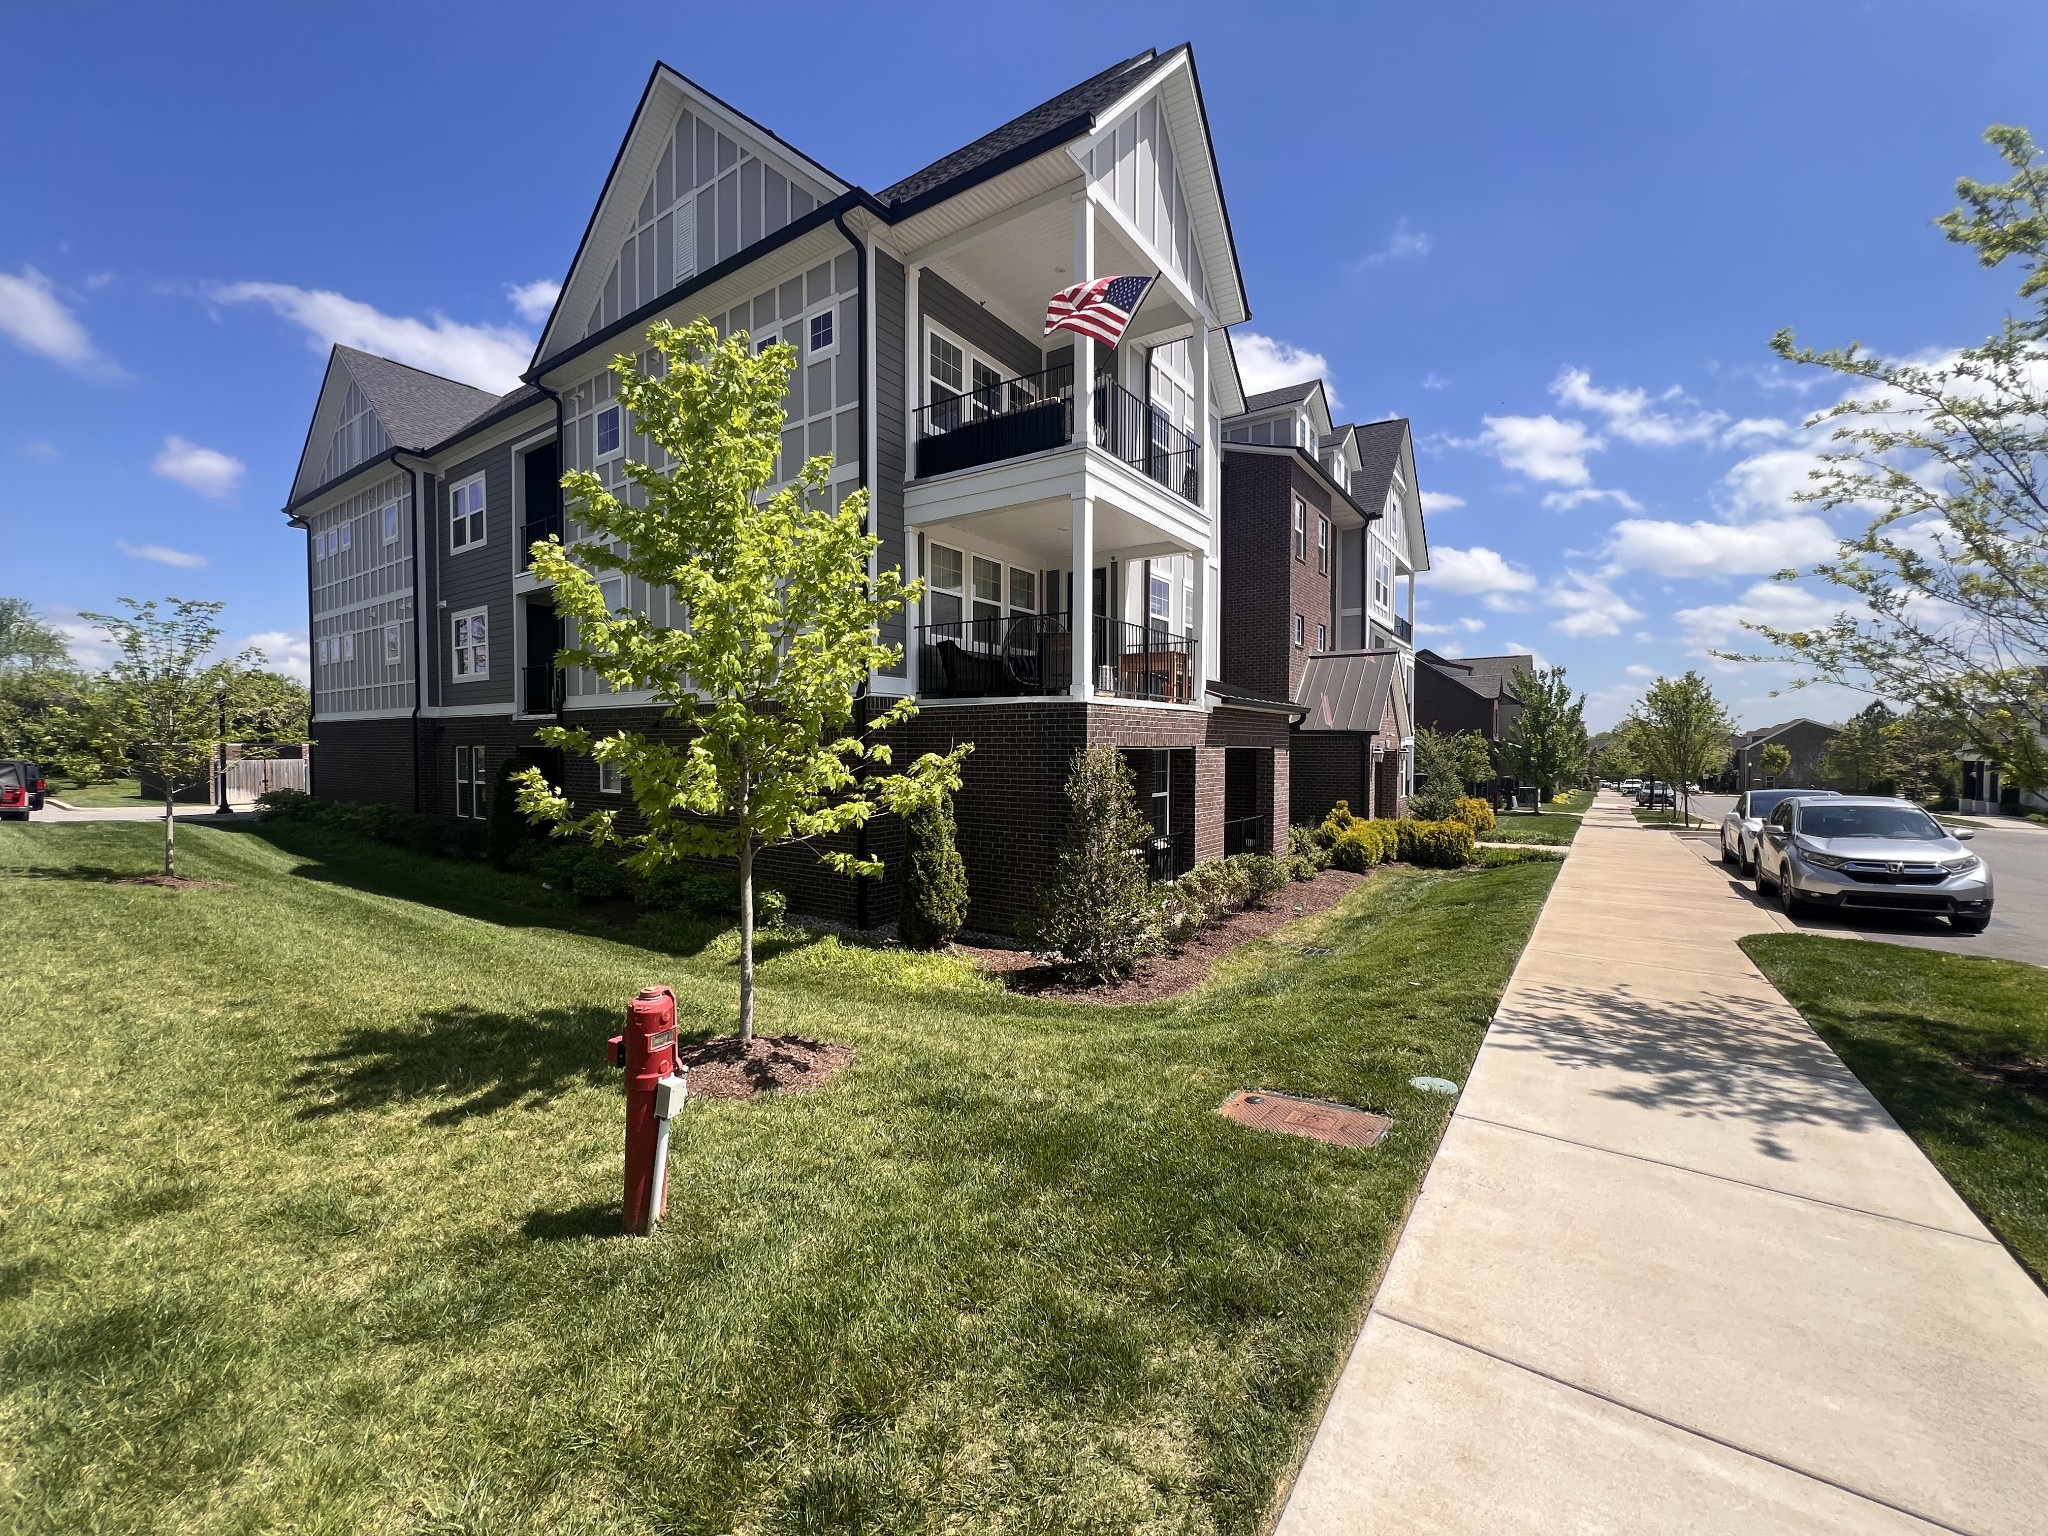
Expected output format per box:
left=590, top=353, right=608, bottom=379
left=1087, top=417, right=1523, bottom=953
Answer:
left=1275, top=1313, right=1946, bottom=1536
left=1377, top=1119, right=2048, bottom=1536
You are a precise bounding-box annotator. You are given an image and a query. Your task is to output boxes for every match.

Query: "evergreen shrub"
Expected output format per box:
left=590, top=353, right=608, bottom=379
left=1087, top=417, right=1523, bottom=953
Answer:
left=1019, top=746, right=1160, bottom=980
left=898, top=793, right=969, bottom=950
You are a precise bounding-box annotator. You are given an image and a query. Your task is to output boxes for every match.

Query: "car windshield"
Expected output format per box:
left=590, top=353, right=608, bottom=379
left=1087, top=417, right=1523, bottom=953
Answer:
left=1799, top=804, right=1944, bottom=841
left=1746, top=790, right=1809, bottom=817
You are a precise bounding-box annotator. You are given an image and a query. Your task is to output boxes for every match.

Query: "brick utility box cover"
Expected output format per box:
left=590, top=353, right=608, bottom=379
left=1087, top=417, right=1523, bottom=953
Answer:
left=1218, top=1089, right=1391, bottom=1148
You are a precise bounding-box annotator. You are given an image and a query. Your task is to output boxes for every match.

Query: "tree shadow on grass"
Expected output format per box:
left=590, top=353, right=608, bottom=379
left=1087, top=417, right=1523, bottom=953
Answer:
left=0, top=863, right=160, bottom=884
left=289, top=1002, right=620, bottom=1125
left=521, top=1203, right=620, bottom=1242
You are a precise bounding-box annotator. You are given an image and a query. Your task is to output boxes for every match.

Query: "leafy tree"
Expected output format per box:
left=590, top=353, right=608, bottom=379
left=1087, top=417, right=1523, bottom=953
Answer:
left=1759, top=741, right=1793, bottom=785
left=226, top=669, right=309, bottom=749
left=1625, top=671, right=1736, bottom=825
left=0, top=597, right=70, bottom=673
left=1732, top=125, right=2048, bottom=793
left=1592, top=736, right=1636, bottom=785
left=897, top=753, right=971, bottom=951
left=1502, top=666, right=1589, bottom=802
left=1409, top=727, right=1474, bottom=819
left=1019, top=746, right=1158, bottom=981
left=1821, top=702, right=1896, bottom=792
left=1891, top=707, right=1966, bottom=804
left=0, top=667, right=103, bottom=780
left=79, top=598, right=259, bottom=876
left=515, top=319, right=966, bottom=1046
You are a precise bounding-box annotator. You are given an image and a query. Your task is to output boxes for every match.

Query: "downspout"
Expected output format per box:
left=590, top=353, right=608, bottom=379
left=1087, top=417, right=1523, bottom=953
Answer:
left=831, top=209, right=873, bottom=930
left=533, top=380, right=567, bottom=729
left=391, top=448, right=427, bottom=814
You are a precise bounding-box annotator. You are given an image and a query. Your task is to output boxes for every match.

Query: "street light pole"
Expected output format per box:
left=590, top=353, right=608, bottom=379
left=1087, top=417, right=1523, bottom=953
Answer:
left=214, top=685, right=233, bottom=815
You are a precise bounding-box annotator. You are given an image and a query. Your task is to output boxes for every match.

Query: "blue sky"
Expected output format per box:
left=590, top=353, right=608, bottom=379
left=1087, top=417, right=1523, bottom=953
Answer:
left=3, top=1, right=2042, bottom=726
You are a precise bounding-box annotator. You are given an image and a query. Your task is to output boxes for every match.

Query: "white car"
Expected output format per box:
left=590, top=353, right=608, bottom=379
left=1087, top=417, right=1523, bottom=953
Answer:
left=1720, top=788, right=1838, bottom=874
left=1621, top=777, right=1643, bottom=795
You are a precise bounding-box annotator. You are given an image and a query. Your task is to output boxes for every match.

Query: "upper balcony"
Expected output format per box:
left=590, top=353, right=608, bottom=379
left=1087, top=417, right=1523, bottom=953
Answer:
left=913, top=361, right=1200, bottom=508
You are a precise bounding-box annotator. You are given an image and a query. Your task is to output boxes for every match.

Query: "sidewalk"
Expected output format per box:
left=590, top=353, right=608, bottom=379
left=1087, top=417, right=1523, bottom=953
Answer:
left=1277, top=793, right=2048, bottom=1534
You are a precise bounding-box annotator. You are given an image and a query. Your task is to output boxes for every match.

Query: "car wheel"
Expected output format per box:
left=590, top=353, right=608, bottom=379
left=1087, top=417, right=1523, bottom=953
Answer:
left=1719, top=835, right=1735, bottom=865
left=1779, top=873, right=1807, bottom=917
left=1755, top=855, right=1777, bottom=894
left=1951, top=909, right=1992, bottom=934
left=1739, top=841, right=1757, bottom=876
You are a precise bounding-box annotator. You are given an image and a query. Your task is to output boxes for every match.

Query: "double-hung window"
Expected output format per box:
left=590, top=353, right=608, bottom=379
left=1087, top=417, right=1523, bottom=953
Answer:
left=1292, top=497, right=1307, bottom=561
left=1317, top=517, right=1330, bottom=575
left=384, top=625, right=402, bottom=666
left=451, top=607, right=489, bottom=679
left=1293, top=614, right=1306, bottom=649
left=382, top=503, right=401, bottom=543
left=598, top=762, right=623, bottom=795
left=926, top=543, right=964, bottom=627
left=1149, top=572, right=1172, bottom=639
left=594, top=404, right=623, bottom=462
left=338, top=522, right=353, bottom=553
left=970, top=556, right=1003, bottom=635
left=1316, top=623, right=1328, bottom=652
left=450, top=475, right=486, bottom=550
left=927, top=333, right=965, bottom=434
left=1008, top=567, right=1037, bottom=615
left=454, top=746, right=486, bottom=820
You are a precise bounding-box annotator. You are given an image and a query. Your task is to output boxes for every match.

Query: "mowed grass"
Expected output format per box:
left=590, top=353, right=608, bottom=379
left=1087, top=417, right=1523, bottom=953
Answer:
left=1744, top=935, right=2048, bottom=1284
left=1486, top=811, right=1583, bottom=846
left=45, top=777, right=149, bottom=807
left=0, top=819, right=1555, bottom=1534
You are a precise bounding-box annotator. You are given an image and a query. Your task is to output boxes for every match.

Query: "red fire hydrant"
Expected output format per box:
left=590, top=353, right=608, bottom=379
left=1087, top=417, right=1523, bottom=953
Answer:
left=609, top=986, right=687, bottom=1235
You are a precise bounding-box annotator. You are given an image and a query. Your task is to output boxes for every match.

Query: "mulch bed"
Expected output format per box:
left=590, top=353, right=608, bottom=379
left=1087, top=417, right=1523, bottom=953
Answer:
left=1967, top=1056, right=2048, bottom=1100
left=675, top=1034, right=855, bottom=1100
left=962, top=867, right=1368, bottom=1005
left=116, top=875, right=233, bottom=890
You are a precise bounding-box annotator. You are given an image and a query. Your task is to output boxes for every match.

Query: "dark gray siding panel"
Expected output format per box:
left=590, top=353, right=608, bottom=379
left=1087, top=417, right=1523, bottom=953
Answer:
left=874, top=252, right=907, bottom=674
left=919, top=269, right=1042, bottom=380
left=438, top=442, right=516, bottom=706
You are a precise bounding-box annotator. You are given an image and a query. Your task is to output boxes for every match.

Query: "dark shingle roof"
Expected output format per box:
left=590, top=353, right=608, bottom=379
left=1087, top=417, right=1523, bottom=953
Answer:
left=1419, top=649, right=1534, bottom=700
left=1349, top=418, right=1409, bottom=506
left=336, top=346, right=503, bottom=450
left=1240, top=380, right=1322, bottom=413
left=878, top=49, right=1173, bottom=210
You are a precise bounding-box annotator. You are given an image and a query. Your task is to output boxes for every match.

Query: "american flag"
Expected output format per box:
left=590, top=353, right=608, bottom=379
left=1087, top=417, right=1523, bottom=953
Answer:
left=1044, top=273, right=1154, bottom=347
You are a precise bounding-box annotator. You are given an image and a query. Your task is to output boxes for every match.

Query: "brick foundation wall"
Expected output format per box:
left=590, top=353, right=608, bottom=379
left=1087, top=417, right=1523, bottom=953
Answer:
left=1292, top=733, right=1368, bottom=826
left=310, top=716, right=422, bottom=808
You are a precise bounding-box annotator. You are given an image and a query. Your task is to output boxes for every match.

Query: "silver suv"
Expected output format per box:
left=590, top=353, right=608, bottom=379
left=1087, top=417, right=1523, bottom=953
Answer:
left=1719, top=787, right=1838, bottom=874
left=1754, top=795, right=1993, bottom=933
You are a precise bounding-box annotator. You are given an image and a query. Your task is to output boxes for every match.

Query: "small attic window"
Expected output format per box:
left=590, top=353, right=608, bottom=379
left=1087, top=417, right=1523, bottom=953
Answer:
left=808, top=310, right=835, bottom=357
left=595, top=405, right=623, bottom=461
left=382, top=504, right=400, bottom=543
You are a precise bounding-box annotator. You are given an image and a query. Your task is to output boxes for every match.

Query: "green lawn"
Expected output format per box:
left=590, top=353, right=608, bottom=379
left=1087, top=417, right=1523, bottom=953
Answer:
left=1486, top=811, right=1583, bottom=846
left=0, top=818, right=1557, bottom=1533
left=1546, top=788, right=1596, bottom=814
left=1743, top=935, right=2048, bottom=1285
left=46, top=777, right=150, bottom=807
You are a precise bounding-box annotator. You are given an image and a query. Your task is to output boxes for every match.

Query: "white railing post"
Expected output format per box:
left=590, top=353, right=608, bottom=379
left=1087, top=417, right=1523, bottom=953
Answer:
left=1070, top=495, right=1094, bottom=700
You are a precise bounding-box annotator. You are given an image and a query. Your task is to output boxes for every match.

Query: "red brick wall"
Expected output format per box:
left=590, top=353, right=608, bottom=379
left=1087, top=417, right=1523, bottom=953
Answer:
left=1220, top=450, right=1335, bottom=701
left=1291, top=733, right=1368, bottom=827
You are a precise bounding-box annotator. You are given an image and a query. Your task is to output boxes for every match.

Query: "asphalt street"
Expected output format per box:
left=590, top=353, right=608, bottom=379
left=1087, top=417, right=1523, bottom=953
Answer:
left=1668, top=791, right=2048, bottom=968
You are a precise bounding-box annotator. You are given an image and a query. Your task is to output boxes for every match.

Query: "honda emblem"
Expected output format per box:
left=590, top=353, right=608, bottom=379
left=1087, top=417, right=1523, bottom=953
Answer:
left=1886, top=862, right=1903, bottom=875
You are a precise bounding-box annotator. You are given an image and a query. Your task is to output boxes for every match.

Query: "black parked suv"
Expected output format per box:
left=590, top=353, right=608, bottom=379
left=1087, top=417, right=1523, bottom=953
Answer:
left=0, top=761, right=46, bottom=819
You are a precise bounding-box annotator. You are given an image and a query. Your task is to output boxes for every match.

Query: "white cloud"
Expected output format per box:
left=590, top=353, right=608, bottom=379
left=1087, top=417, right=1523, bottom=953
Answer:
left=1475, top=413, right=1601, bottom=486
left=1542, top=486, right=1642, bottom=513
left=1720, top=447, right=1829, bottom=520
left=1422, top=372, right=1450, bottom=391
left=1232, top=332, right=1335, bottom=406
left=1625, top=663, right=1656, bottom=679
left=20, top=437, right=59, bottom=459
left=507, top=278, right=561, bottom=324
left=1356, top=216, right=1433, bottom=267
left=1482, top=592, right=1531, bottom=613
left=1420, top=490, right=1465, bottom=515
left=117, top=539, right=207, bottom=569
left=1722, top=416, right=1798, bottom=446
left=1548, top=570, right=1644, bottom=638
left=241, top=630, right=310, bottom=682
left=0, top=266, right=111, bottom=374
left=1673, top=580, right=1849, bottom=650
left=1601, top=514, right=1839, bottom=578
left=1431, top=544, right=1538, bottom=595
left=210, top=281, right=530, bottom=393
left=1415, top=615, right=1487, bottom=637
left=1501, top=641, right=1552, bottom=671
left=1551, top=367, right=1725, bottom=448
left=152, top=435, right=246, bottom=499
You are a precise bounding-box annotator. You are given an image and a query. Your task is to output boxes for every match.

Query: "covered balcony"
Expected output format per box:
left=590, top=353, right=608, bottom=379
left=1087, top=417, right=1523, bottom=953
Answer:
left=916, top=613, right=1193, bottom=702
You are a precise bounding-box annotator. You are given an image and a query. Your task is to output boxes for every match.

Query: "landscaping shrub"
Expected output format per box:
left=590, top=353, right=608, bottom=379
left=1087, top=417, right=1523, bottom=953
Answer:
left=1407, top=778, right=1462, bottom=822
left=1323, top=813, right=1396, bottom=872
left=1286, top=853, right=1320, bottom=882
left=1154, top=852, right=1285, bottom=950
left=256, top=789, right=487, bottom=861
left=898, top=793, right=968, bottom=950
left=1450, top=796, right=1496, bottom=835
left=1396, top=818, right=1475, bottom=868
left=1315, top=800, right=1360, bottom=848
left=1239, top=852, right=1289, bottom=903
left=1287, top=823, right=1330, bottom=876
left=636, top=864, right=787, bottom=924
left=487, top=759, right=534, bottom=870
left=1019, top=746, right=1160, bottom=980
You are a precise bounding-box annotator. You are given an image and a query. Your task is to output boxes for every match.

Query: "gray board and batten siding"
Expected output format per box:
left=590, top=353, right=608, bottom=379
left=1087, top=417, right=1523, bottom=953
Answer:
left=434, top=441, right=516, bottom=709
left=918, top=268, right=1045, bottom=382
left=875, top=251, right=908, bottom=673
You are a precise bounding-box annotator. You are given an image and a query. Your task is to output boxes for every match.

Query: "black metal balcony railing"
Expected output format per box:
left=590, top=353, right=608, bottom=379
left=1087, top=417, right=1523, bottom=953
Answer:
left=912, top=363, right=1200, bottom=504
left=1222, top=814, right=1265, bottom=856
left=522, top=512, right=563, bottom=552
left=521, top=664, right=564, bottom=717
left=916, top=614, right=1195, bottom=702
left=1394, top=613, right=1413, bottom=644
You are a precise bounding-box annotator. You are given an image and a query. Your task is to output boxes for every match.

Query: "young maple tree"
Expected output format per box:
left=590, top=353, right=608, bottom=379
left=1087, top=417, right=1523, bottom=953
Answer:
left=516, top=318, right=965, bottom=1045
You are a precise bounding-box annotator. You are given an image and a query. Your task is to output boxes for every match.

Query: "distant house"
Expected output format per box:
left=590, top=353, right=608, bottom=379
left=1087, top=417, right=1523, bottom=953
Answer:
left=1729, top=719, right=1839, bottom=791
left=1414, top=650, right=1533, bottom=743
left=1959, top=749, right=2047, bottom=815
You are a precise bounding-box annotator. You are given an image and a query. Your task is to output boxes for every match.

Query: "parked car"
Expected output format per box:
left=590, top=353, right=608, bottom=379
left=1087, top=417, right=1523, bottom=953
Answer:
left=1719, top=788, right=1839, bottom=874
left=0, top=762, right=30, bottom=821
left=1753, top=795, right=1993, bottom=932
left=0, top=759, right=46, bottom=811
left=1621, top=778, right=1643, bottom=795
left=1637, top=781, right=1675, bottom=809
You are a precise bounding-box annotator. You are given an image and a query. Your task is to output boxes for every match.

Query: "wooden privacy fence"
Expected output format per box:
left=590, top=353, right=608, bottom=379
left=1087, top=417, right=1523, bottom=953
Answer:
left=223, top=756, right=309, bottom=800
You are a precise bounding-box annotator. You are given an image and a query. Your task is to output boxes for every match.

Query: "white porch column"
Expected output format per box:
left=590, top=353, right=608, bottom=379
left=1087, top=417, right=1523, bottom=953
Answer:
left=1190, top=548, right=1209, bottom=704
left=1070, top=494, right=1094, bottom=700
left=1072, top=194, right=1096, bottom=447
left=1406, top=568, right=1416, bottom=645
left=904, top=530, right=922, bottom=695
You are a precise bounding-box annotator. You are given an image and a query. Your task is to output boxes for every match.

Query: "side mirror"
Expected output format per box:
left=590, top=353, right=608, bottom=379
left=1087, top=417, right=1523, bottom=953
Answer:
left=1955, top=830, right=1975, bottom=841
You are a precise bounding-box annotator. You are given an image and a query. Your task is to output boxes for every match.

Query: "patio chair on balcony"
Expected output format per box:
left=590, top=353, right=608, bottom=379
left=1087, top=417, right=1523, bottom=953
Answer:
left=934, top=638, right=1006, bottom=697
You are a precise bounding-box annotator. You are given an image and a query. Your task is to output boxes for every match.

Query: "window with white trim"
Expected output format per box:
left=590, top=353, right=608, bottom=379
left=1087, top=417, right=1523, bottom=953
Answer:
left=1293, top=614, right=1305, bottom=649
left=1149, top=572, right=1171, bottom=638
left=1317, top=517, right=1330, bottom=575
left=1292, top=497, right=1307, bottom=561
left=451, top=607, right=489, bottom=680
left=807, top=309, right=835, bottom=357
left=1316, top=622, right=1328, bottom=652
left=926, top=542, right=963, bottom=627
left=384, top=625, right=402, bottom=665
left=338, top=522, right=353, bottom=552
left=450, top=475, right=486, bottom=550
left=1008, top=567, right=1036, bottom=614
left=340, top=632, right=355, bottom=662
left=595, top=404, right=623, bottom=461
left=598, top=762, right=623, bottom=795
left=382, top=503, right=401, bottom=543
left=1372, top=551, right=1393, bottom=611
left=454, top=745, right=486, bottom=819
left=754, top=330, right=779, bottom=354
left=971, top=555, right=1003, bottom=628
left=924, top=325, right=1005, bottom=433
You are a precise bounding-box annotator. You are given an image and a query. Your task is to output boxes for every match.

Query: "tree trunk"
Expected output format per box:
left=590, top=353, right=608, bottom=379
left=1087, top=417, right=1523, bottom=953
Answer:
left=163, top=785, right=177, bottom=877
left=737, top=834, right=755, bottom=1049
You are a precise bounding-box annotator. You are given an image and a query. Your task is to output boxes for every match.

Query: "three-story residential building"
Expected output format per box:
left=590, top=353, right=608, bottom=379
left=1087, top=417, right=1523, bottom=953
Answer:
left=283, top=45, right=1350, bottom=932
left=1218, top=381, right=1430, bottom=823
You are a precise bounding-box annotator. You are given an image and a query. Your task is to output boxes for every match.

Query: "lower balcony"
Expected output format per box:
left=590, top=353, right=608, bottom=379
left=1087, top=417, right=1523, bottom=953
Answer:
left=520, top=664, right=563, bottom=717
left=917, top=614, right=1194, bottom=703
